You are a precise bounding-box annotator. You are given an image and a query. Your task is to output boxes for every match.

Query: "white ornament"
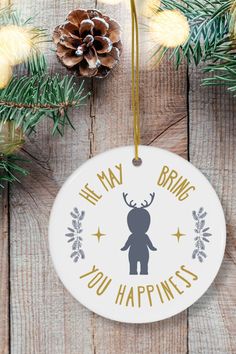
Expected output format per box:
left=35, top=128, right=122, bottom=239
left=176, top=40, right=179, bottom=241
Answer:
left=49, top=146, right=225, bottom=323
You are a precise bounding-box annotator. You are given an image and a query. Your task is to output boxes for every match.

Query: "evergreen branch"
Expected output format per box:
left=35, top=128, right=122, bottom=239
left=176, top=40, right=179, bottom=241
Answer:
left=0, top=5, right=46, bottom=29
left=0, top=5, right=89, bottom=189
left=26, top=51, right=47, bottom=75
left=0, top=75, right=88, bottom=135
left=151, top=0, right=236, bottom=94
left=0, top=6, right=47, bottom=41
left=0, top=155, right=28, bottom=188
left=0, top=99, right=80, bottom=110
left=203, top=50, right=236, bottom=91
left=0, top=6, right=24, bottom=26
left=159, top=0, right=233, bottom=66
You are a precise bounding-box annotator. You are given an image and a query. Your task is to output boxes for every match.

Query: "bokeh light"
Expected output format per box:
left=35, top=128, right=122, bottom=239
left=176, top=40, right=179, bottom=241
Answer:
left=0, top=25, right=33, bottom=66
left=147, top=10, right=189, bottom=48
left=0, top=55, right=12, bottom=89
left=138, top=0, right=160, bottom=18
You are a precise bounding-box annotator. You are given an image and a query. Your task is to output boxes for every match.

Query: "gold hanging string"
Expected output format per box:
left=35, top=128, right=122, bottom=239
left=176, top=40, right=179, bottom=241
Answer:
left=130, top=0, right=140, bottom=161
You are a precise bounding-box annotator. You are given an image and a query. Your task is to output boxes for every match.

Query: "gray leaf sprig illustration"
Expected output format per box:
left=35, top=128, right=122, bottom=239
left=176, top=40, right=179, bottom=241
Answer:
left=65, top=207, right=85, bottom=263
left=192, top=207, right=212, bottom=262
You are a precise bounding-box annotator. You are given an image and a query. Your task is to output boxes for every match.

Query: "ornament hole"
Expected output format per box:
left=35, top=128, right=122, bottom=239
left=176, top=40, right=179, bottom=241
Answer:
left=132, top=157, right=142, bottom=167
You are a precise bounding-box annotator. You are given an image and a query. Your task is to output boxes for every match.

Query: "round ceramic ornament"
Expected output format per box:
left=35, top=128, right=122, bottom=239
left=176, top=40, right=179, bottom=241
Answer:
left=49, top=145, right=226, bottom=323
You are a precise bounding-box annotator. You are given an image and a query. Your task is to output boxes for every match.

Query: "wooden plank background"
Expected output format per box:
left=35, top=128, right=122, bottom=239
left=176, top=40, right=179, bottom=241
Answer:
left=0, top=0, right=235, bottom=353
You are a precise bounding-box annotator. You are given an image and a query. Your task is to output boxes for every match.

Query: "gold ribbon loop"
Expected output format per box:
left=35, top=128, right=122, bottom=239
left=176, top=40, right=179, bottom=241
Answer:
left=130, top=0, right=140, bottom=161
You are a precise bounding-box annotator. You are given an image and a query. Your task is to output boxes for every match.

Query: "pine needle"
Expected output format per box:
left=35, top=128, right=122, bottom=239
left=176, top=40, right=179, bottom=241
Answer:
left=0, top=155, right=28, bottom=187
left=0, top=75, right=88, bottom=135
left=0, top=6, right=89, bottom=188
left=153, top=0, right=236, bottom=94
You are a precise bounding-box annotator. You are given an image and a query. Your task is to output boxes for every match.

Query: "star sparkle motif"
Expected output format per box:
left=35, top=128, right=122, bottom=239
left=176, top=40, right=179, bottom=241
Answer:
left=172, top=228, right=185, bottom=242
left=92, top=227, right=106, bottom=242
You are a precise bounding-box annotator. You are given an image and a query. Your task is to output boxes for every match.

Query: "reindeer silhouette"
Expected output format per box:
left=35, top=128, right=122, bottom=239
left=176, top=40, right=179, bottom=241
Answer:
left=121, top=192, right=157, bottom=275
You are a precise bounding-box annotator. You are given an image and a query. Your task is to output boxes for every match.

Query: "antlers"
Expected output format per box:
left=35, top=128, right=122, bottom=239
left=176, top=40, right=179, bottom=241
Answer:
left=123, top=192, right=155, bottom=209
left=141, top=193, right=155, bottom=209
left=123, top=193, right=137, bottom=208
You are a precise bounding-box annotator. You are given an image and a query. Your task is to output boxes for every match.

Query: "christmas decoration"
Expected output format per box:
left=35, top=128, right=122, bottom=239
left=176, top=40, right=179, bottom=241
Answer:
left=150, top=0, right=236, bottom=94
left=49, top=0, right=226, bottom=324
left=0, top=6, right=89, bottom=188
left=53, top=9, right=122, bottom=78
left=49, top=146, right=226, bottom=323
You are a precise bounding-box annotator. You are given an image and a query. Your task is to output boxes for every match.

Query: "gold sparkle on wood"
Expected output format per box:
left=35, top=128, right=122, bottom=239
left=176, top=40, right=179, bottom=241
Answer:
left=92, top=227, right=106, bottom=243
left=172, top=228, right=186, bottom=242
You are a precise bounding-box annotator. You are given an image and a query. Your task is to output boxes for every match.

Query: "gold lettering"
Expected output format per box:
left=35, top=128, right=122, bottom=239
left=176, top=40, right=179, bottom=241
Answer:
left=146, top=285, right=154, bottom=306
left=108, top=168, right=120, bottom=187
left=181, top=265, right=198, bottom=280
left=156, top=284, right=164, bottom=304
left=79, top=184, right=102, bottom=205
left=96, top=276, right=112, bottom=295
left=170, top=176, right=183, bottom=192
left=115, top=284, right=126, bottom=305
left=169, top=276, right=184, bottom=295
left=97, top=163, right=123, bottom=192
left=115, top=163, right=123, bottom=184
left=178, top=186, right=196, bottom=201
left=175, top=271, right=191, bottom=288
left=161, top=281, right=174, bottom=301
left=125, top=287, right=134, bottom=307
left=172, top=179, right=190, bottom=196
left=88, top=272, right=103, bottom=288
left=163, top=169, right=178, bottom=190
left=137, top=286, right=145, bottom=308
left=97, top=171, right=112, bottom=191
left=157, top=165, right=196, bottom=201
left=80, top=265, right=98, bottom=279
left=157, top=165, right=169, bottom=186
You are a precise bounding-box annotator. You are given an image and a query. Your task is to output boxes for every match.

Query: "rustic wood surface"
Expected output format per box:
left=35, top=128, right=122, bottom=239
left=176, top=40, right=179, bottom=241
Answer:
left=188, top=67, right=236, bottom=353
left=0, top=0, right=235, bottom=353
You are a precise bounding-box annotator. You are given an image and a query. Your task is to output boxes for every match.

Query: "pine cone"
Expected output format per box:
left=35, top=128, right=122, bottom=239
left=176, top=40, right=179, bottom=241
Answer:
left=53, top=9, right=122, bottom=78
